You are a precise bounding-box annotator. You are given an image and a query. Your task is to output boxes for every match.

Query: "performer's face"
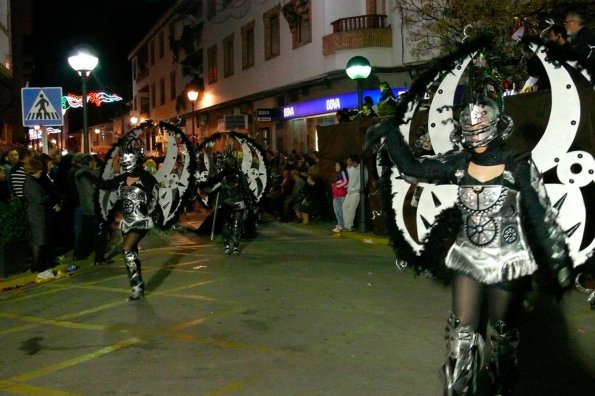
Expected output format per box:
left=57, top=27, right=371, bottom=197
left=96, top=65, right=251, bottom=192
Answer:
left=465, top=122, right=490, bottom=151
left=121, top=152, right=139, bottom=173
left=460, top=102, right=499, bottom=148
left=473, top=145, right=488, bottom=153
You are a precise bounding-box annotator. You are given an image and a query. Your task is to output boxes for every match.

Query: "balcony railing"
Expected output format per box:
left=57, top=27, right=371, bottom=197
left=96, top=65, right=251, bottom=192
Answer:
left=330, top=14, right=388, bottom=33
left=323, top=14, right=391, bottom=56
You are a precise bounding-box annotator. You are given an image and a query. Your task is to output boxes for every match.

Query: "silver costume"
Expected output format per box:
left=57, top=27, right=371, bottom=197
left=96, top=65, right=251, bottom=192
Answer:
left=118, top=184, right=157, bottom=233
left=124, top=250, right=144, bottom=300
left=443, top=313, right=485, bottom=396
left=445, top=184, right=537, bottom=284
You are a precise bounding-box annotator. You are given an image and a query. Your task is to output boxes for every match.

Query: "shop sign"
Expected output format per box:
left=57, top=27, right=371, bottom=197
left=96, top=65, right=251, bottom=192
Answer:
left=224, top=114, right=248, bottom=130
left=256, top=108, right=280, bottom=122
left=281, top=88, right=407, bottom=119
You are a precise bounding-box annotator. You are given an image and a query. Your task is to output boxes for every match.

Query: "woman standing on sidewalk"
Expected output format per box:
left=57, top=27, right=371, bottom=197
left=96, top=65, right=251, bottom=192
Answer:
left=24, top=158, right=61, bottom=272
left=331, top=161, right=348, bottom=232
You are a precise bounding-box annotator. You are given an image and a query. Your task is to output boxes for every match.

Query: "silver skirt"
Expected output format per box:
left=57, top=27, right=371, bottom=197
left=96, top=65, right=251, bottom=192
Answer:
left=445, top=242, right=537, bottom=284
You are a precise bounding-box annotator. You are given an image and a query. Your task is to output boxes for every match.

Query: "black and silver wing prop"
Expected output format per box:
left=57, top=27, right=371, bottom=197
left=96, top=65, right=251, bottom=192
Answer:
left=97, top=121, right=196, bottom=230
left=195, top=131, right=269, bottom=208
left=154, top=121, right=197, bottom=229
left=375, top=33, right=595, bottom=269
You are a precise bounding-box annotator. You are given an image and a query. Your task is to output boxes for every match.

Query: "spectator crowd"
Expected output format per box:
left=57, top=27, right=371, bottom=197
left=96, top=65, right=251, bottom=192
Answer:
left=0, top=147, right=123, bottom=273
left=262, top=148, right=368, bottom=233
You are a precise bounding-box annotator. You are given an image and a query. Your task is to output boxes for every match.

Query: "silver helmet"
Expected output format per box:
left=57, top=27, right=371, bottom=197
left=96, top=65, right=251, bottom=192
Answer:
left=450, top=98, right=513, bottom=148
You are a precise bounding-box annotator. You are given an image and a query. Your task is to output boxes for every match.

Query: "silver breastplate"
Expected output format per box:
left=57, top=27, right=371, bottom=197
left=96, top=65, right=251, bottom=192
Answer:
left=457, top=185, right=515, bottom=247
left=118, top=185, right=152, bottom=232
left=445, top=184, right=536, bottom=283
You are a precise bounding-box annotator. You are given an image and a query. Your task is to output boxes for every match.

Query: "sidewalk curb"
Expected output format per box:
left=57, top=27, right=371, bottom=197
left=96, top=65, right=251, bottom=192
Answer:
left=0, top=259, right=93, bottom=297
left=278, top=219, right=391, bottom=246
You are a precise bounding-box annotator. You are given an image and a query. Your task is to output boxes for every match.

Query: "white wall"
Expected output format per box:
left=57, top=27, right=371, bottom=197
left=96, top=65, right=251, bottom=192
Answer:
left=131, top=0, right=428, bottom=119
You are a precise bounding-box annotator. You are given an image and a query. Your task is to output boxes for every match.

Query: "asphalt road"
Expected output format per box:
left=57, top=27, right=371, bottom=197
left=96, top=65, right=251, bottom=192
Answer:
left=0, top=218, right=593, bottom=395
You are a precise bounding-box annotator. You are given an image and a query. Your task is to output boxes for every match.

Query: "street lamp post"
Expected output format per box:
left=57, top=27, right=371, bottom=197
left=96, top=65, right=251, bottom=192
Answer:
left=68, top=49, right=98, bottom=154
left=187, top=89, right=199, bottom=145
left=346, top=56, right=372, bottom=233
left=346, top=55, right=372, bottom=110
left=94, top=128, right=101, bottom=147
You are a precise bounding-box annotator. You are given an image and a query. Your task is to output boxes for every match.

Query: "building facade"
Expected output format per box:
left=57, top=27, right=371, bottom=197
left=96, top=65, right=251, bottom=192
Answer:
left=0, top=0, right=34, bottom=150
left=128, top=0, right=425, bottom=154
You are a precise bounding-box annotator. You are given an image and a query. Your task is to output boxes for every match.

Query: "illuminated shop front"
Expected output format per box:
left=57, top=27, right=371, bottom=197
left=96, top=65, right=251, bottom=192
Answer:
left=277, top=87, right=406, bottom=154
left=28, top=126, right=64, bottom=153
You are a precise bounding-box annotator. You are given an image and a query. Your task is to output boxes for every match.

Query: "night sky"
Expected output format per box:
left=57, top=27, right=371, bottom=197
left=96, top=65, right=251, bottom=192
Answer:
left=30, top=0, right=176, bottom=99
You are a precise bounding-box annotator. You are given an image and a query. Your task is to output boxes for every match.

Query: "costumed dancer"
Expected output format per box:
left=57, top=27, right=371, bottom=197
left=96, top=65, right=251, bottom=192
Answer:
left=95, top=122, right=196, bottom=301
left=369, top=96, right=572, bottom=395
left=217, top=147, right=253, bottom=256
left=195, top=131, right=270, bottom=256
left=94, top=142, right=158, bottom=300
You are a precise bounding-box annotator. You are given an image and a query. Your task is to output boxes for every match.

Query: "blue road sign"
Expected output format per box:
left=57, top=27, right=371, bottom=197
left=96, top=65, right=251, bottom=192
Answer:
left=22, top=87, right=63, bottom=127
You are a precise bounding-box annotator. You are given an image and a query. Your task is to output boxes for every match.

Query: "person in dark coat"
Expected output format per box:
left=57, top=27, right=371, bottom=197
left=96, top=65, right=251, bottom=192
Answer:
left=37, top=153, right=62, bottom=262
left=53, top=153, right=76, bottom=254
left=295, top=174, right=326, bottom=225
left=24, top=158, right=59, bottom=272
left=74, top=154, right=98, bottom=261
left=564, top=11, right=595, bottom=63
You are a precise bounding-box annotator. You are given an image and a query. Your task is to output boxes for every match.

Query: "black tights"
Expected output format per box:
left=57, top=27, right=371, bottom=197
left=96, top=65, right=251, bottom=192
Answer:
left=122, top=230, right=147, bottom=253
left=451, top=274, right=526, bottom=332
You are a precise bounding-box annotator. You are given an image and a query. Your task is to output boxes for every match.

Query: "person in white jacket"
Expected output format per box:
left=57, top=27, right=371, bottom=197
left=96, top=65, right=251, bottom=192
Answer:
left=341, top=154, right=361, bottom=232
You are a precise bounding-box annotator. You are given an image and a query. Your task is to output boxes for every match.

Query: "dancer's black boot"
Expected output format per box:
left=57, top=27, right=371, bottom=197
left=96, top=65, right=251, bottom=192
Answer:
left=124, top=250, right=144, bottom=301
left=486, top=320, right=519, bottom=396
left=442, top=313, right=484, bottom=395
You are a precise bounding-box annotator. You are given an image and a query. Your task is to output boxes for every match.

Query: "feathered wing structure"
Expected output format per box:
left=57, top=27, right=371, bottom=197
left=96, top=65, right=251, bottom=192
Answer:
left=368, top=33, right=495, bottom=278
left=369, top=32, right=595, bottom=281
left=153, top=121, right=197, bottom=229
left=376, top=149, right=416, bottom=264
left=97, top=121, right=196, bottom=230
left=194, top=131, right=270, bottom=208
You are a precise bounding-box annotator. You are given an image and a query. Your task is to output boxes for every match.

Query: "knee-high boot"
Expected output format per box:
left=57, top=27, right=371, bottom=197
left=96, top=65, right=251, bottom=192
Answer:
left=222, top=218, right=232, bottom=255
left=231, top=216, right=243, bottom=255
left=442, top=313, right=485, bottom=396
left=123, top=250, right=144, bottom=300
left=486, top=320, right=519, bottom=396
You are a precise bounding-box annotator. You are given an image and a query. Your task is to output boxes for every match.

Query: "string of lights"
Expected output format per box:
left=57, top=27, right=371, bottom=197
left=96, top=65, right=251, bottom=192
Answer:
left=61, top=92, right=123, bottom=111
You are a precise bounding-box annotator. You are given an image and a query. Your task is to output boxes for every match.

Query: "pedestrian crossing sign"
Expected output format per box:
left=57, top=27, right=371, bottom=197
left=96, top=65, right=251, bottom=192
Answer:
left=21, top=87, right=63, bottom=127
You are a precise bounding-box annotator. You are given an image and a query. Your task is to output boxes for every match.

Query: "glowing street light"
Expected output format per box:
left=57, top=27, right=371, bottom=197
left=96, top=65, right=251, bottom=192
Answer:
left=346, top=56, right=372, bottom=110
left=187, top=88, right=199, bottom=142
left=346, top=56, right=372, bottom=232
left=68, top=48, right=98, bottom=154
